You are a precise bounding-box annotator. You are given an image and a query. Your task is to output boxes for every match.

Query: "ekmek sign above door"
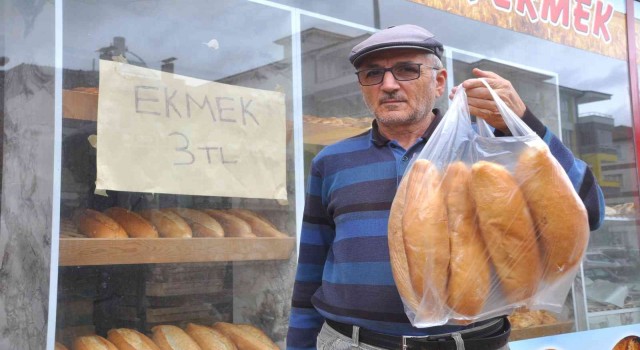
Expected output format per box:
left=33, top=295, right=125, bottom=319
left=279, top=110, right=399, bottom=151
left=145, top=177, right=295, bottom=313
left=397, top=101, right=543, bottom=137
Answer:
left=412, top=0, right=629, bottom=60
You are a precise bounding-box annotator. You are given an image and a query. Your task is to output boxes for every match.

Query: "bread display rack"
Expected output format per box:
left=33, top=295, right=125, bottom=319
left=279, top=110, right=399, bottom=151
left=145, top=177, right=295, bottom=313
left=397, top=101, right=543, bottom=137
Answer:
left=59, top=237, right=295, bottom=266
left=60, top=89, right=296, bottom=266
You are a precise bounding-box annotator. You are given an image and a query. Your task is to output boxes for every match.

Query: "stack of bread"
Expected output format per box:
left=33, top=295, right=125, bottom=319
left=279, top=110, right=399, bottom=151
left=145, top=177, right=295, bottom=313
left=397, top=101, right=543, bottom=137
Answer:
left=68, top=207, right=288, bottom=239
left=61, top=322, right=278, bottom=350
left=388, top=146, right=589, bottom=326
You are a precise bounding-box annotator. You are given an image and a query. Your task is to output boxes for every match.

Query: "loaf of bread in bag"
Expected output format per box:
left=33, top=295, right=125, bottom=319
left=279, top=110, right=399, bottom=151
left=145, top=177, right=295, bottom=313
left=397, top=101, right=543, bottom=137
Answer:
left=470, top=161, right=541, bottom=302
left=104, top=207, right=159, bottom=238
left=107, top=328, right=160, bottom=350
left=72, top=335, right=119, bottom=350
left=515, top=146, right=589, bottom=281
left=151, top=325, right=201, bottom=350
left=170, top=208, right=224, bottom=238
left=185, top=323, right=236, bottom=350
left=442, top=162, right=490, bottom=317
left=139, top=209, right=192, bottom=238
left=211, top=323, right=278, bottom=350
left=75, top=209, right=128, bottom=238
left=389, top=159, right=449, bottom=316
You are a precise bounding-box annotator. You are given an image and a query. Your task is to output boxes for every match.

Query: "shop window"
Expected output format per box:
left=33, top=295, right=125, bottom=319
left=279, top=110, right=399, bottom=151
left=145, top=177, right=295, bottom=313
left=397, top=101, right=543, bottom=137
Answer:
left=56, top=1, right=296, bottom=348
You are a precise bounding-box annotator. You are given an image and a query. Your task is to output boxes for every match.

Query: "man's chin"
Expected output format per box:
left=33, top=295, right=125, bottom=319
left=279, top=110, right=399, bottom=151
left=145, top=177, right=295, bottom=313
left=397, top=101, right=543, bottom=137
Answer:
left=376, top=115, right=414, bottom=126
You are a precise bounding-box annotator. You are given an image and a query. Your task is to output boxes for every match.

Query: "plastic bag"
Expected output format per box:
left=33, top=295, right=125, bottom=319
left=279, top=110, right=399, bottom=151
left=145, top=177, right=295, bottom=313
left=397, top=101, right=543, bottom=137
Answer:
left=388, top=79, right=590, bottom=327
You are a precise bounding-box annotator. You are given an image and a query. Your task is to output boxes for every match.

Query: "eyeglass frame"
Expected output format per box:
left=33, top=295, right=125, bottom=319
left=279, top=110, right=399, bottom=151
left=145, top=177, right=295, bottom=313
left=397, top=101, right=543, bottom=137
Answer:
left=354, top=62, right=440, bottom=86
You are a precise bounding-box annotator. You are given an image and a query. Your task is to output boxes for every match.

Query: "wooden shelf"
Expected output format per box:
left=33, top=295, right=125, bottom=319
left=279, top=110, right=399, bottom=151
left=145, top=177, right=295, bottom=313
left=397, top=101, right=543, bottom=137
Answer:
left=59, top=237, right=295, bottom=266
left=303, top=122, right=370, bottom=146
left=63, top=89, right=98, bottom=121
left=510, top=321, right=574, bottom=341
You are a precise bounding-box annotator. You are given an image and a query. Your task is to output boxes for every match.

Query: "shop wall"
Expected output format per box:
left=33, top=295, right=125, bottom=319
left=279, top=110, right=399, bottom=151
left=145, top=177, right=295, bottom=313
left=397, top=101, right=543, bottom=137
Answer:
left=0, top=1, right=56, bottom=349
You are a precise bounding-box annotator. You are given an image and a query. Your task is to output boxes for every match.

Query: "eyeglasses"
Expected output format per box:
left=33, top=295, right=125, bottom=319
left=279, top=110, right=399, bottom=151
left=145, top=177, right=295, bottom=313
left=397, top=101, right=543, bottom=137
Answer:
left=355, top=63, right=439, bottom=86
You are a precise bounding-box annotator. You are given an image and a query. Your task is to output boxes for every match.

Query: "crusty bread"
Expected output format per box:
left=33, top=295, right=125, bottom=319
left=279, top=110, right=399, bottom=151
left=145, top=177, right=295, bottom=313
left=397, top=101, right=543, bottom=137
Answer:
left=107, top=328, right=160, bottom=350
left=170, top=208, right=224, bottom=238
left=387, top=165, right=418, bottom=310
left=72, top=335, right=119, bottom=350
left=388, top=159, right=449, bottom=320
left=211, top=323, right=278, bottom=350
left=55, top=342, right=70, bottom=350
left=75, top=209, right=128, bottom=238
left=139, top=209, right=192, bottom=238
left=226, top=209, right=287, bottom=237
left=185, top=323, right=237, bottom=350
left=151, top=325, right=201, bottom=350
left=613, top=336, right=640, bottom=350
left=442, top=162, right=490, bottom=317
left=104, top=207, right=159, bottom=238
left=470, top=161, right=542, bottom=302
left=515, top=147, right=589, bottom=281
left=202, top=210, right=255, bottom=237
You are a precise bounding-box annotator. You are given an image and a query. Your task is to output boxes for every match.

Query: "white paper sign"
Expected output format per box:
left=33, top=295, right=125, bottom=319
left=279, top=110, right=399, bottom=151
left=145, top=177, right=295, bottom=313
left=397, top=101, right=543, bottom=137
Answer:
left=96, top=60, right=287, bottom=200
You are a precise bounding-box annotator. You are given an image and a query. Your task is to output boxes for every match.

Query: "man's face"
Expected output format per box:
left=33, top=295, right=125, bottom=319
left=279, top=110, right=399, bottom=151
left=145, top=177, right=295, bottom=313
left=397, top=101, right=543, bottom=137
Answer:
left=357, top=49, right=446, bottom=127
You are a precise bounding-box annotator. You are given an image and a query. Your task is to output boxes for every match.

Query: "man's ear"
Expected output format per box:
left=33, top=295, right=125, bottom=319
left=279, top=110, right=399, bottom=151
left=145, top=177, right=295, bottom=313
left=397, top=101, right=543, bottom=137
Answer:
left=435, top=69, right=448, bottom=98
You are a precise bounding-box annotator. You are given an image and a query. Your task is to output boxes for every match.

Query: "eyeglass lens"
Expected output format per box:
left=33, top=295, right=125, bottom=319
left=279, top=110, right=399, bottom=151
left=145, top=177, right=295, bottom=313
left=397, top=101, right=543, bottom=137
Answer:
left=356, top=63, right=422, bottom=86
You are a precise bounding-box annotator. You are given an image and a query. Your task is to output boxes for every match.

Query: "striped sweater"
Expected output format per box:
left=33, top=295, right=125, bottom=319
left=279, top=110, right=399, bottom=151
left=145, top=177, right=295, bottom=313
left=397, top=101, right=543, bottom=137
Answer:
left=286, top=109, right=605, bottom=350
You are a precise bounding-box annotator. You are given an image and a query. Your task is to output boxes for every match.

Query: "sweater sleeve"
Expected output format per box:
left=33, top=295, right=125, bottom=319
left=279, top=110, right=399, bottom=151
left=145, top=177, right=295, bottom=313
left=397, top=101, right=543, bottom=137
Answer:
left=496, top=108, right=605, bottom=230
left=286, top=160, right=335, bottom=350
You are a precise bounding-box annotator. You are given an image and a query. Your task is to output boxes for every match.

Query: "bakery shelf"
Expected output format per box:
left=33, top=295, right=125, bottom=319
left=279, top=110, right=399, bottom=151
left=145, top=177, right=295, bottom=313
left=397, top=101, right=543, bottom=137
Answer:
left=63, top=89, right=98, bottom=121
left=59, top=237, right=295, bottom=266
left=587, top=306, right=640, bottom=317
left=303, top=122, right=370, bottom=146
left=604, top=216, right=636, bottom=222
left=509, top=321, right=574, bottom=341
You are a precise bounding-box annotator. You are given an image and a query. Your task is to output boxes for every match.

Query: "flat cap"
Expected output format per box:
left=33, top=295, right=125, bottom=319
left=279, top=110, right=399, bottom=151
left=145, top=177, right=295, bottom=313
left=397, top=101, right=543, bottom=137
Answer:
left=349, top=24, right=444, bottom=67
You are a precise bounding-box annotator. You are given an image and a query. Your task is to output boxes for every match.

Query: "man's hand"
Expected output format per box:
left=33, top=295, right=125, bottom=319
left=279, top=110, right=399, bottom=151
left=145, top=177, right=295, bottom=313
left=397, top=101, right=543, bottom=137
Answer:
left=449, top=68, right=527, bottom=133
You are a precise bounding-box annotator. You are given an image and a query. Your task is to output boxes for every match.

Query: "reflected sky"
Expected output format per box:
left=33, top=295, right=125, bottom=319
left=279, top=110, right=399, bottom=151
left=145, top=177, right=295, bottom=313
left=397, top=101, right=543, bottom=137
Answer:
left=2, top=0, right=635, bottom=126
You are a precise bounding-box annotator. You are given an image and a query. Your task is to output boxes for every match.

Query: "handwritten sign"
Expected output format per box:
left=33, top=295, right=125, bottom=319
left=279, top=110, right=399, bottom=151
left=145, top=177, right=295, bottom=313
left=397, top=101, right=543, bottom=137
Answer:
left=96, top=60, right=287, bottom=200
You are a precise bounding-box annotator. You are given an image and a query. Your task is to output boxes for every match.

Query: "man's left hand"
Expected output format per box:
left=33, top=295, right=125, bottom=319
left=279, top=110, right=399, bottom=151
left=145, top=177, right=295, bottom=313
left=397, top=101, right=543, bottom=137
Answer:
left=449, top=68, right=527, bottom=133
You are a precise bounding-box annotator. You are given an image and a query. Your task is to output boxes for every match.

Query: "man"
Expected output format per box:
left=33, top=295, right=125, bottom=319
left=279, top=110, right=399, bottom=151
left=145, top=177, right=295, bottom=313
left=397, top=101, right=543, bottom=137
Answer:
left=286, top=24, right=604, bottom=350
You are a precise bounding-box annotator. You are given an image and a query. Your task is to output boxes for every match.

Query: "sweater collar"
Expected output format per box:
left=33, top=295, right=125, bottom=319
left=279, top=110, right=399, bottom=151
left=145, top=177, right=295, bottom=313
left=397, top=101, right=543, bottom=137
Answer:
left=371, top=108, right=443, bottom=147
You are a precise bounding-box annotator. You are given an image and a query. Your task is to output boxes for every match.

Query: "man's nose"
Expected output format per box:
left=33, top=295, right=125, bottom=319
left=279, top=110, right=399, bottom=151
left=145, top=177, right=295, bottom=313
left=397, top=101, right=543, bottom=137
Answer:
left=380, top=70, right=400, bottom=91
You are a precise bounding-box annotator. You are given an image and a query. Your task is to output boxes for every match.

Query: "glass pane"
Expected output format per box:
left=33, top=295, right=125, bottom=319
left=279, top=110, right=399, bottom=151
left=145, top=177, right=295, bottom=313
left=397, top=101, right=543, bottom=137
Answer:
left=57, top=1, right=295, bottom=348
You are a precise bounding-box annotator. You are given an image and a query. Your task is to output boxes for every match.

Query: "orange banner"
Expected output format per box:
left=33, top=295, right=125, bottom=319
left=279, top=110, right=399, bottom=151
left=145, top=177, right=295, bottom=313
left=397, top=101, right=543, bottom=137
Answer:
left=410, top=0, right=627, bottom=60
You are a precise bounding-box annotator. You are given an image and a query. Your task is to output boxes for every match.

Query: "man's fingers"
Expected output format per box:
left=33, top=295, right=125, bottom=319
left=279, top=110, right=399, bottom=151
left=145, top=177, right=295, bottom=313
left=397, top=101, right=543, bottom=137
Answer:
left=466, top=96, right=497, bottom=112
left=470, top=106, right=508, bottom=132
left=472, top=68, right=501, bottom=80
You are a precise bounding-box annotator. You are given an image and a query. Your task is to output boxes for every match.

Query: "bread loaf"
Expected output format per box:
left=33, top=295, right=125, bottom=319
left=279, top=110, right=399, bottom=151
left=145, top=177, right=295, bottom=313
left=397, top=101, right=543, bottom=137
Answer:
left=55, top=342, right=70, bottom=350
left=139, top=209, right=192, bottom=238
left=202, top=210, right=255, bottom=237
left=75, top=209, right=128, bottom=238
left=387, top=165, right=418, bottom=310
left=104, top=207, right=159, bottom=238
left=515, top=147, right=589, bottom=281
left=227, top=209, right=287, bottom=237
left=185, top=323, right=236, bottom=350
left=388, top=159, right=449, bottom=319
left=613, top=336, right=640, bottom=350
left=72, top=335, right=119, bottom=350
left=107, top=328, right=160, bottom=350
left=151, top=325, right=201, bottom=350
left=470, top=161, right=541, bottom=302
left=170, top=208, right=224, bottom=238
left=442, top=162, right=490, bottom=317
left=211, top=323, right=278, bottom=350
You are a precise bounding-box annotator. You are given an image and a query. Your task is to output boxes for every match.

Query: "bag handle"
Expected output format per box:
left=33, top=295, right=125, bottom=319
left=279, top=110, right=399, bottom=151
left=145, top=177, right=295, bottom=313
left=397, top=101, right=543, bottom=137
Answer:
left=475, top=78, right=536, bottom=137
